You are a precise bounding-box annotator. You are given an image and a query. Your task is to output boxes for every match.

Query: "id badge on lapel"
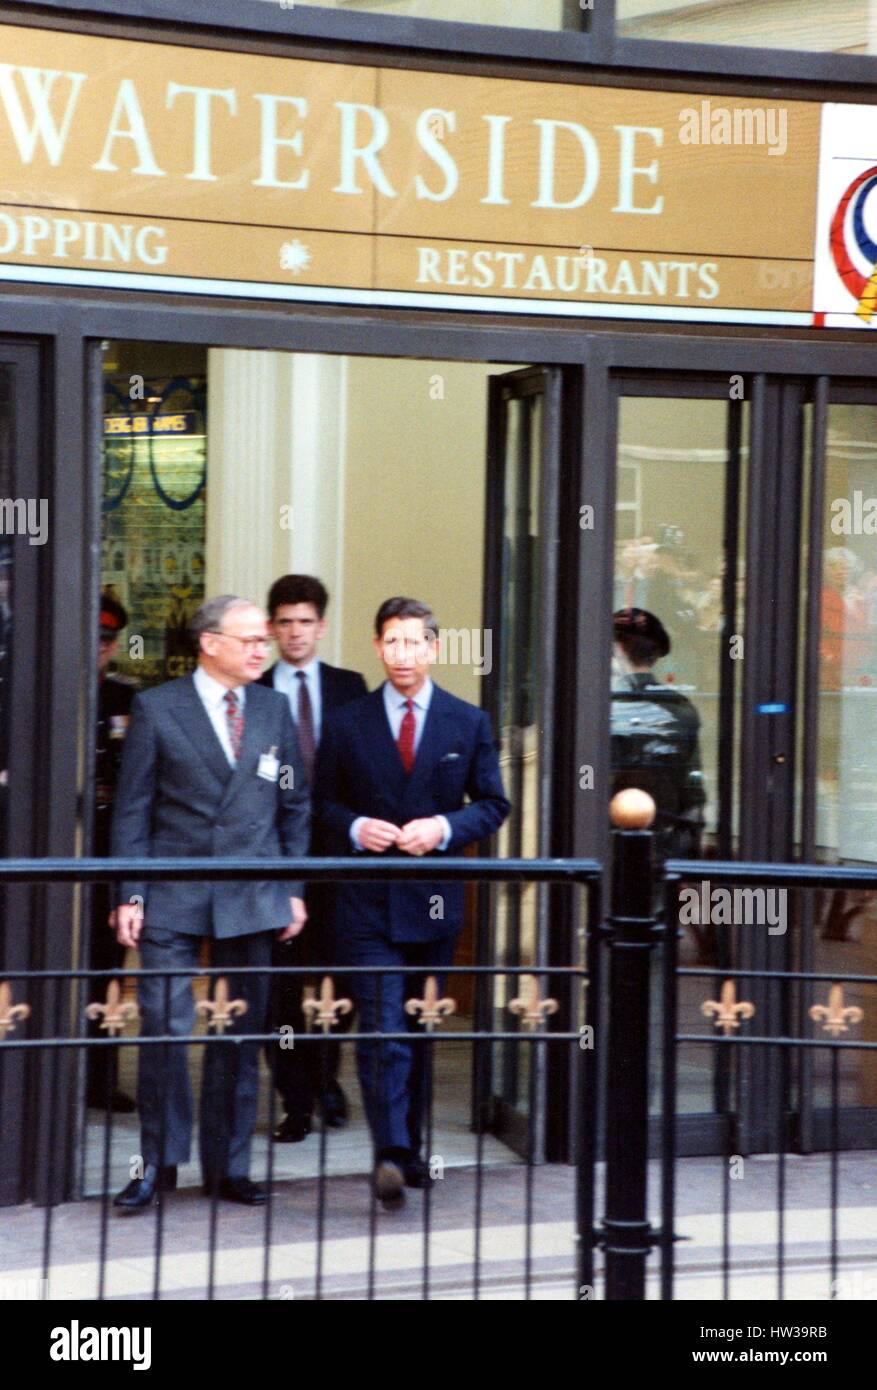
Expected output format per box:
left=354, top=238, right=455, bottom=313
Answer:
left=257, top=746, right=280, bottom=782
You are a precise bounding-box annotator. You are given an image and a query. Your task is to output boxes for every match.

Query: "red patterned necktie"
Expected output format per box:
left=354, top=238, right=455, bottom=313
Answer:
left=295, top=670, right=316, bottom=783
left=397, top=697, right=416, bottom=773
left=223, top=689, right=244, bottom=762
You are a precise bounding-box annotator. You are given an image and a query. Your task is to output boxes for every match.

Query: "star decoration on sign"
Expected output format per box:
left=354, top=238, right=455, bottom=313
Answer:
left=279, top=240, right=313, bottom=275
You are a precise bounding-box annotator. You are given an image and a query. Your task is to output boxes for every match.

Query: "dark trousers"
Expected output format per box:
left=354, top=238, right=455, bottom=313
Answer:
left=266, top=923, right=353, bottom=1119
left=342, top=934, right=456, bottom=1159
left=137, top=927, right=271, bottom=1181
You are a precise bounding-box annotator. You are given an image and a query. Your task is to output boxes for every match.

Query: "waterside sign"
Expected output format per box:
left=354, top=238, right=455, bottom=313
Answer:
left=0, top=22, right=844, bottom=326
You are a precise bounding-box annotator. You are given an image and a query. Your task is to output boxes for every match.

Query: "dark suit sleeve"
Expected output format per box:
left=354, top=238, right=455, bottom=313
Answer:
left=110, top=693, right=157, bottom=908
left=442, top=710, right=510, bottom=852
left=278, top=699, right=311, bottom=899
left=313, top=712, right=357, bottom=849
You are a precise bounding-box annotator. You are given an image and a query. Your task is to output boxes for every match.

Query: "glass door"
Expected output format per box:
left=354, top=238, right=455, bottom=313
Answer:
left=610, top=375, right=750, bottom=1154
left=479, top=367, right=562, bottom=1158
left=612, top=371, right=877, bottom=1156
left=797, top=381, right=877, bottom=1149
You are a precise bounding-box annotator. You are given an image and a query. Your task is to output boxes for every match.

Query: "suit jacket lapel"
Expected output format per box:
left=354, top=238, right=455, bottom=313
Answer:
left=169, top=676, right=234, bottom=791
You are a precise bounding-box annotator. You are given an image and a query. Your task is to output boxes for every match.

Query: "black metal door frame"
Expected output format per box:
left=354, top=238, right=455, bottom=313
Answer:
left=0, top=338, right=42, bottom=1204
left=0, top=287, right=876, bottom=1204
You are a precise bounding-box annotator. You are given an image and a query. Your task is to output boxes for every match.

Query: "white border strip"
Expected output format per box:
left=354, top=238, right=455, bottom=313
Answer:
left=0, top=263, right=812, bottom=327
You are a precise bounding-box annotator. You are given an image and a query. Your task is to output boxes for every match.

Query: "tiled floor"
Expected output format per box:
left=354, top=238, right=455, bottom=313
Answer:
left=81, top=1016, right=520, bottom=1196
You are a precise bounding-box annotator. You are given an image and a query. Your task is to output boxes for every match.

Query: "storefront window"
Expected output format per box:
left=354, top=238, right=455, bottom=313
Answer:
left=252, top=0, right=586, bottom=30
left=618, top=0, right=877, bottom=53
left=101, top=343, right=207, bottom=690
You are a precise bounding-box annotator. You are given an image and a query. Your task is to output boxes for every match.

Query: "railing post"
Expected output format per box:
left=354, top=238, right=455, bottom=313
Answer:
left=602, top=789, right=660, bottom=1300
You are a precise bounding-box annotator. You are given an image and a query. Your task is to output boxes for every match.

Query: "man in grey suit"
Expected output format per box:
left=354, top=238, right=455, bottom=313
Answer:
left=110, top=595, right=310, bottom=1211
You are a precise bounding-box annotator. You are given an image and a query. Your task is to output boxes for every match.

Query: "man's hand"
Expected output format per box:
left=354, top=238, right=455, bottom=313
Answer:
left=356, top=818, right=401, bottom=852
left=112, top=903, right=143, bottom=949
left=397, top=817, right=444, bottom=857
left=277, top=896, right=308, bottom=942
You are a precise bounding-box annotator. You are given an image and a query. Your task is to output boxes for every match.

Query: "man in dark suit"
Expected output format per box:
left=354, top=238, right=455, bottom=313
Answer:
left=86, top=593, right=137, bottom=1112
left=110, top=594, right=310, bottom=1212
left=315, top=596, right=510, bottom=1209
left=259, top=573, right=367, bottom=1140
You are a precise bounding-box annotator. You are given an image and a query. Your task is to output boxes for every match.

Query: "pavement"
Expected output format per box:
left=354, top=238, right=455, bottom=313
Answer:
left=2, top=1152, right=876, bottom=1301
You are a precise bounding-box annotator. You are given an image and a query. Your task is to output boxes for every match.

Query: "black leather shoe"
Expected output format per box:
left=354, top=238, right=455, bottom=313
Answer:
left=204, top=1176, right=268, bottom=1205
left=113, top=1164, right=177, bottom=1212
left=273, top=1113, right=312, bottom=1143
left=404, top=1156, right=433, bottom=1189
left=319, top=1083, right=348, bottom=1129
left=87, top=1088, right=137, bottom=1114
left=374, top=1160, right=406, bottom=1211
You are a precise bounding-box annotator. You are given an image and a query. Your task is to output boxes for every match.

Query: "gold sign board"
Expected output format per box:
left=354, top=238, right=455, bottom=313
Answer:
left=0, top=23, right=820, bottom=324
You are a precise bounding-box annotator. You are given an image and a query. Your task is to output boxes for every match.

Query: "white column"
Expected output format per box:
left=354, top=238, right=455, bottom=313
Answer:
left=205, top=349, right=347, bottom=655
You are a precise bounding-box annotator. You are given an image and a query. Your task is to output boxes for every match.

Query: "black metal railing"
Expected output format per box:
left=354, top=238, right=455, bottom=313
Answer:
left=0, top=856, right=600, bottom=1302
left=2, top=846, right=876, bottom=1300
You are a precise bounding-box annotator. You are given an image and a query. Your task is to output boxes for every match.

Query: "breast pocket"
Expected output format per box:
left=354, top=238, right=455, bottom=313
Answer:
left=434, top=753, right=467, bottom=805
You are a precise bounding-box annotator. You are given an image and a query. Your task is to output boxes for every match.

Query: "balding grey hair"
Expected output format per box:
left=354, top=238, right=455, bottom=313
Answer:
left=191, top=594, right=256, bottom=646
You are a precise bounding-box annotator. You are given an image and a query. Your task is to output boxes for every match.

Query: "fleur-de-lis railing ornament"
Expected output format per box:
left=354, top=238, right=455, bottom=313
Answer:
left=701, top=980, right=755, bottom=1035
left=301, top=976, right=353, bottom=1034
left=405, top=976, right=457, bottom=1032
left=809, top=983, right=864, bottom=1038
left=0, top=981, right=30, bottom=1040
left=85, top=979, right=138, bottom=1036
left=508, top=974, right=560, bottom=1031
left=196, top=977, right=247, bottom=1034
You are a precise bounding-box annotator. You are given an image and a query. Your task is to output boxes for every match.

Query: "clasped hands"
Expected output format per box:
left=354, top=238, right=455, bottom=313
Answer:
left=357, top=816, right=444, bottom=856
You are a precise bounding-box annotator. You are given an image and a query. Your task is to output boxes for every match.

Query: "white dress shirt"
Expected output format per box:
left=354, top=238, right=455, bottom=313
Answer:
left=193, top=664, right=245, bottom=768
left=273, top=656, right=322, bottom=745
left=351, top=679, right=451, bottom=851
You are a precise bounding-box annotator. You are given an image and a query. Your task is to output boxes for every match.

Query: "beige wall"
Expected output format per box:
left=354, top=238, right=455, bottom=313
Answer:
left=338, top=356, right=510, bottom=702
left=255, top=0, right=568, bottom=27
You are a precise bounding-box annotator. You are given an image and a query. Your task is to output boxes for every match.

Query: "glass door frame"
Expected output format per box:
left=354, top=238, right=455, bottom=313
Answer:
left=0, top=338, right=47, bottom=1204
left=478, top=365, right=565, bottom=1160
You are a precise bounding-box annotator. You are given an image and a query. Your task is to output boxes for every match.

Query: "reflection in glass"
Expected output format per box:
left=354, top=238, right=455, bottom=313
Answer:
left=811, top=404, right=877, bottom=1108
left=613, top=393, right=746, bottom=1117
left=618, top=0, right=877, bottom=52
left=251, top=0, right=583, bottom=30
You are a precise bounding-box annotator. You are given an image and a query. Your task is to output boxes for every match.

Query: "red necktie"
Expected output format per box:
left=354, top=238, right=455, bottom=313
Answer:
left=397, top=698, right=416, bottom=773
left=223, top=689, right=244, bottom=762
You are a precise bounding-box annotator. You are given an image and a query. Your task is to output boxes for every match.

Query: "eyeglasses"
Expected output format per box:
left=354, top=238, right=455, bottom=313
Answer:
left=208, top=631, right=269, bottom=651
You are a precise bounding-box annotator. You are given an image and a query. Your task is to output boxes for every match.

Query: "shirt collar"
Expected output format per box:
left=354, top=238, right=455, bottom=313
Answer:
left=194, top=664, right=245, bottom=708
left=384, top=677, right=433, bottom=713
left=278, top=656, right=319, bottom=683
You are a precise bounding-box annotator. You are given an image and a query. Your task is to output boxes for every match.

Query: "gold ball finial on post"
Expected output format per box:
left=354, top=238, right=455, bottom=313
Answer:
left=610, top=788, right=656, bottom=830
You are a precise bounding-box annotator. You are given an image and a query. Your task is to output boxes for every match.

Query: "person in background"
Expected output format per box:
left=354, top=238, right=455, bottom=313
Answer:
left=315, top=597, right=510, bottom=1210
left=259, top=574, right=367, bottom=1141
left=86, top=593, right=138, bottom=1111
left=611, top=606, right=706, bottom=861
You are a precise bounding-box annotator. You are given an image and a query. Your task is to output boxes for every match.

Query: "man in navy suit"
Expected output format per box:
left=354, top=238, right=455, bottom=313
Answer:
left=259, top=574, right=367, bottom=1139
left=315, top=597, right=509, bottom=1208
